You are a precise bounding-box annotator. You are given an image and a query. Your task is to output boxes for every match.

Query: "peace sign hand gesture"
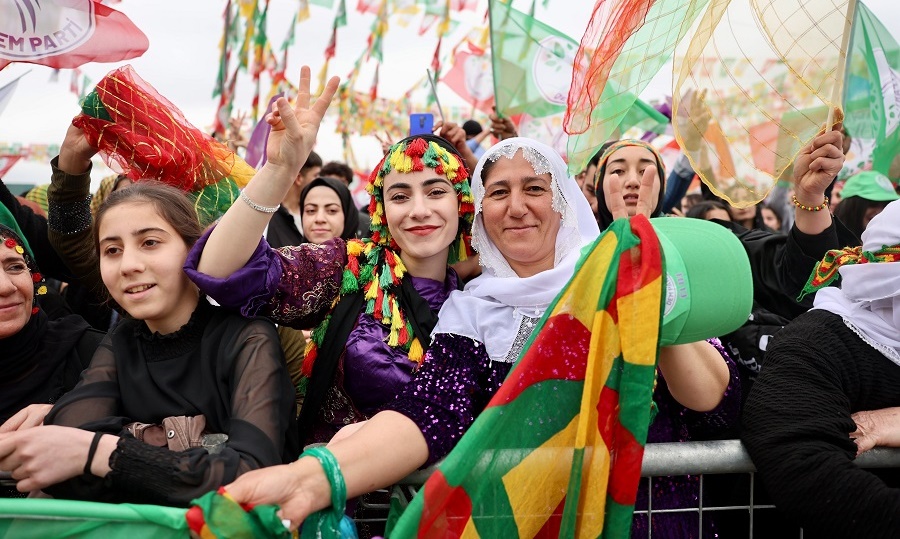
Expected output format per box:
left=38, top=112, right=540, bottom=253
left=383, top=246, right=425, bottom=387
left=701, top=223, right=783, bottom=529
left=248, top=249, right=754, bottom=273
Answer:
left=607, top=166, right=658, bottom=221
left=265, top=66, right=340, bottom=174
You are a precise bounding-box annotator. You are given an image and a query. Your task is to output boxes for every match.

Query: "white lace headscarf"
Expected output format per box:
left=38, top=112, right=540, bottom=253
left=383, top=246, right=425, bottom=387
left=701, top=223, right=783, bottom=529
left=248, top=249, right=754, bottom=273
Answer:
left=433, top=137, right=600, bottom=362
left=813, top=199, right=900, bottom=366
left=470, top=137, right=598, bottom=278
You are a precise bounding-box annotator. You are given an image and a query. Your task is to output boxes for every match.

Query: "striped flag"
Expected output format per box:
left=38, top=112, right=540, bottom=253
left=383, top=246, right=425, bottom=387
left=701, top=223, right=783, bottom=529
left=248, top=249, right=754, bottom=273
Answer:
left=186, top=488, right=289, bottom=538
left=391, top=216, right=662, bottom=538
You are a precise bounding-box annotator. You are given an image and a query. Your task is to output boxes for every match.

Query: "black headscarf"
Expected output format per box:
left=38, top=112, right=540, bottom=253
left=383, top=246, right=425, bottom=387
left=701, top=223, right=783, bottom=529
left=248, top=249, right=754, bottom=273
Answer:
left=592, top=139, right=666, bottom=231
left=0, top=225, right=93, bottom=425
left=299, top=177, right=360, bottom=241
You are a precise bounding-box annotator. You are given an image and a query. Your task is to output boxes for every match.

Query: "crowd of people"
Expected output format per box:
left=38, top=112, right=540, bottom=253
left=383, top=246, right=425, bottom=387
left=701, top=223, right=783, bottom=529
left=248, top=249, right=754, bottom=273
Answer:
left=1, top=63, right=900, bottom=538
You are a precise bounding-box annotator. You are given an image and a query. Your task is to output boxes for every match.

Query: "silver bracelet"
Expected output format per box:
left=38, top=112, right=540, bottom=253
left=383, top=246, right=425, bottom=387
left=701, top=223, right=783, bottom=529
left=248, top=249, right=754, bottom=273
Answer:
left=239, top=190, right=280, bottom=214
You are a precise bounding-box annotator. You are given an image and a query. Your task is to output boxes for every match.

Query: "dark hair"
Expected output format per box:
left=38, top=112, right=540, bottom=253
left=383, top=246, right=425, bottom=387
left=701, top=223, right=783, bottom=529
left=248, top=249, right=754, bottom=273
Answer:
left=680, top=193, right=704, bottom=212
left=299, top=177, right=360, bottom=241
left=320, top=161, right=355, bottom=185
left=590, top=141, right=613, bottom=169
left=759, top=202, right=784, bottom=231
left=686, top=200, right=732, bottom=221
left=93, top=181, right=203, bottom=254
left=462, top=120, right=483, bottom=138
left=834, top=196, right=889, bottom=239
left=301, top=151, right=323, bottom=172
left=594, top=142, right=666, bottom=231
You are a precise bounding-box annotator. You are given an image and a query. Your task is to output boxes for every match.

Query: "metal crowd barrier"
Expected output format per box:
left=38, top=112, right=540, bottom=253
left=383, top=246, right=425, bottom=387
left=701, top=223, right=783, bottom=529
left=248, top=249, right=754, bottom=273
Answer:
left=636, top=440, right=900, bottom=538
left=357, top=440, right=900, bottom=538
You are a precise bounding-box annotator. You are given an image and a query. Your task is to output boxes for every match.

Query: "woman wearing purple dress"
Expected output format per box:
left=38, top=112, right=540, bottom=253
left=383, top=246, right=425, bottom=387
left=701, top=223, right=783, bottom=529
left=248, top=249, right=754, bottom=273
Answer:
left=184, top=84, right=479, bottom=448
left=187, top=134, right=752, bottom=535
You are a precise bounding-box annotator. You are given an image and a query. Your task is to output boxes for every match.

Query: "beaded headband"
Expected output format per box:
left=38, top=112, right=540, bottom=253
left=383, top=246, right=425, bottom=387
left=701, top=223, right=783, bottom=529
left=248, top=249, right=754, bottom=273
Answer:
left=366, top=135, right=474, bottom=264
left=0, top=225, right=47, bottom=315
left=593, top=139, right=666, bottom=193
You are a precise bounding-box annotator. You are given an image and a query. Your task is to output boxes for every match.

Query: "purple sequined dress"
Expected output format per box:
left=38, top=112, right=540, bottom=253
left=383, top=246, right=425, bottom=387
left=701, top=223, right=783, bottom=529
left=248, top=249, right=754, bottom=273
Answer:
left=384, top=334, right=740, bottom=538
left=184, top=228, right=459, bottom=442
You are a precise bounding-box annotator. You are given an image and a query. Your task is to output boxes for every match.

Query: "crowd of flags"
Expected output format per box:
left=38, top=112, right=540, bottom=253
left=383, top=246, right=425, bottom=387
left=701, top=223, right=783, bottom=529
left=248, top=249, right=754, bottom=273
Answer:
left=1, top=0, right=900, bottom=534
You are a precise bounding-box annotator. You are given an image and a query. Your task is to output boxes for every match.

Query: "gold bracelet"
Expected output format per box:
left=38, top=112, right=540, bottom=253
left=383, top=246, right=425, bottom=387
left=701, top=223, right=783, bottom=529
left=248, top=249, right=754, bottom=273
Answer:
left=239, top=190, right=280, bottom=214
left=791, top=194, right=829, bottom=212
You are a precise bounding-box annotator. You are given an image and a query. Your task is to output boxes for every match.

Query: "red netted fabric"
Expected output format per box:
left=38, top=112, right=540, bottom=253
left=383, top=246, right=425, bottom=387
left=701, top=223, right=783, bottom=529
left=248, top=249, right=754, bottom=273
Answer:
left=73, top=65, right=249, bottom=192
left=564, top=0, right=656, bottom=135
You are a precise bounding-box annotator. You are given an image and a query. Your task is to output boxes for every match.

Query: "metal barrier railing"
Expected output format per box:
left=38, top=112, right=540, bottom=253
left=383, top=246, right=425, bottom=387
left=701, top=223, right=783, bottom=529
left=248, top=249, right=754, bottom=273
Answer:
left=365, top=440, right=900, bottom=538
left=635, top=441, right=900, bottom=538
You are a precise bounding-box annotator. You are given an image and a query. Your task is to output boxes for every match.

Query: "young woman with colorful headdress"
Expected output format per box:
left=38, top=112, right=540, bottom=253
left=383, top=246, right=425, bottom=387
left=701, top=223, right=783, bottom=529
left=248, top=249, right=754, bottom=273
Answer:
left=185, top=78, right=476, bottom=447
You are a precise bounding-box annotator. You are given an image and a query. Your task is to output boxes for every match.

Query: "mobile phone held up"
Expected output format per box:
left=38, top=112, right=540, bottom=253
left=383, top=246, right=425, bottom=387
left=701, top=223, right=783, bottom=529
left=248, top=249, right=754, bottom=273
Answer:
left=409, top=113, right=434, bottom=136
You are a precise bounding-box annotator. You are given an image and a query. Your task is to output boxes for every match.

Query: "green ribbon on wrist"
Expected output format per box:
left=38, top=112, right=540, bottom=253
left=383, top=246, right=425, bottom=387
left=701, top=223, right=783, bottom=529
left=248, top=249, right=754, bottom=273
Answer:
left=299, top=446, right=358, bottom=539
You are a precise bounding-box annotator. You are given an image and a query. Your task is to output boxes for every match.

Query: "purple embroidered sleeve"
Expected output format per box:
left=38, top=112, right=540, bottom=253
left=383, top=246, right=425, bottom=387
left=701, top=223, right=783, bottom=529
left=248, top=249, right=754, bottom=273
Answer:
left=184, top=226, right=347, bottom=329
left=384, top=333, right=510, bottom=466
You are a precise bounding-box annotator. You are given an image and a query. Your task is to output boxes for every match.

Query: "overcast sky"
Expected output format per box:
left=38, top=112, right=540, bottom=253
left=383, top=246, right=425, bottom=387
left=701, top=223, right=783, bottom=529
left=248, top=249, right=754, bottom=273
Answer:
left=1, top=0, right=897, bottom=186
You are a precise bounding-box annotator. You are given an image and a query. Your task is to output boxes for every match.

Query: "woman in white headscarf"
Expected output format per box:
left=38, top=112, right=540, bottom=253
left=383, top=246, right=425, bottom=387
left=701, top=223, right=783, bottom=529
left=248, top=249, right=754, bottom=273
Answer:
left=742, top=198, right=900, bottom=537
left=218, top=137, right=739, bottom=531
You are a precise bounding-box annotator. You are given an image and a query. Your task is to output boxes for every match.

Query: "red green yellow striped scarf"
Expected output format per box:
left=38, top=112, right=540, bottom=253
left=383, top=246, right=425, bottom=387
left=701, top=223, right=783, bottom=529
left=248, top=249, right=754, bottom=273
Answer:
left=390, top=215, right=663, bottom=538
left=799, top=243, right=900, bottom=300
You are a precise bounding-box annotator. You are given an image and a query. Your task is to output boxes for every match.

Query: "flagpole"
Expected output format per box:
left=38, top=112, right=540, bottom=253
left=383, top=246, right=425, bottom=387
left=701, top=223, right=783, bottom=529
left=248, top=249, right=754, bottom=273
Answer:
left=426, top=69, right=446, bottom=125
left=827, top=0, right=858, bottom=131
left=487, top=0, right=501, bottom=119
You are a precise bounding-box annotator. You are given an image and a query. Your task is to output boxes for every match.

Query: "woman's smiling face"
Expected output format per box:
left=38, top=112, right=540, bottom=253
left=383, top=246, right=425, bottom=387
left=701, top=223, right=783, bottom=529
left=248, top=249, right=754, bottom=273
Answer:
left=480, top=150, right=561, bottom=277
left=381, top=168, right=459, bottom=265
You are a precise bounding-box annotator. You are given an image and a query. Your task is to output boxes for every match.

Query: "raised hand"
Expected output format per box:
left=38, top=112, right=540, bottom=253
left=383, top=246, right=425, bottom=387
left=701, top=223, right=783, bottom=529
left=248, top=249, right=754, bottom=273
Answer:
left=793, top=116, right=845, bottom=206
left=489, top=108, right=517, bottom=141
left=608, top=165, right=658, bottom=221
left=265, top=66, right=340, bottom=174
left=373, top=131, right=395, bottom=156
left=676, top=88, right=712, bottom=153
left=58, top=122, right=97, bottom=175
left=436, top=120, right=478, bottom=171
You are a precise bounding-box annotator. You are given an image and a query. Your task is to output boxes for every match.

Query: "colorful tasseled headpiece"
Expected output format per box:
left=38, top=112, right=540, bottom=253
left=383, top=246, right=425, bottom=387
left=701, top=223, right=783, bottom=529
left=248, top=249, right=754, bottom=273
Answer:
left=301, top=135, right=475, bottom=377
left=0, top=224, right=47, bottom=316
left=366, top=134, right=475, bottom=265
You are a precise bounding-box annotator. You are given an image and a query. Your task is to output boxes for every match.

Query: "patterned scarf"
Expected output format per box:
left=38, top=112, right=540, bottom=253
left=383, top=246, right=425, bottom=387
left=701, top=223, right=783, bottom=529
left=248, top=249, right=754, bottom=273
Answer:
left=390, top=216, right=662, bottom=538
left=800, top=244, right=900, bottom=300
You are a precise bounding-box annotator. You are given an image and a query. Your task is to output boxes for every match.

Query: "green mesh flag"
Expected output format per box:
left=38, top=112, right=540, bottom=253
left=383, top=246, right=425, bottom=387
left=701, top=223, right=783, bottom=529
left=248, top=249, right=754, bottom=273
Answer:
left=489, top=0, right=576, bottom=119
left=488, top=0, right=667, bottom=165
left=843, top=2, right=900, bottom=180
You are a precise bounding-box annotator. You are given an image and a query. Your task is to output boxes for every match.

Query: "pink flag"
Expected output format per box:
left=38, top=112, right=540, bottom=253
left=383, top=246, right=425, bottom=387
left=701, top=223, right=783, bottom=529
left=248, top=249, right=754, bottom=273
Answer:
left=0, top=0, right=148, bottom=70
left=441, top=49, right=494, bottom=114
